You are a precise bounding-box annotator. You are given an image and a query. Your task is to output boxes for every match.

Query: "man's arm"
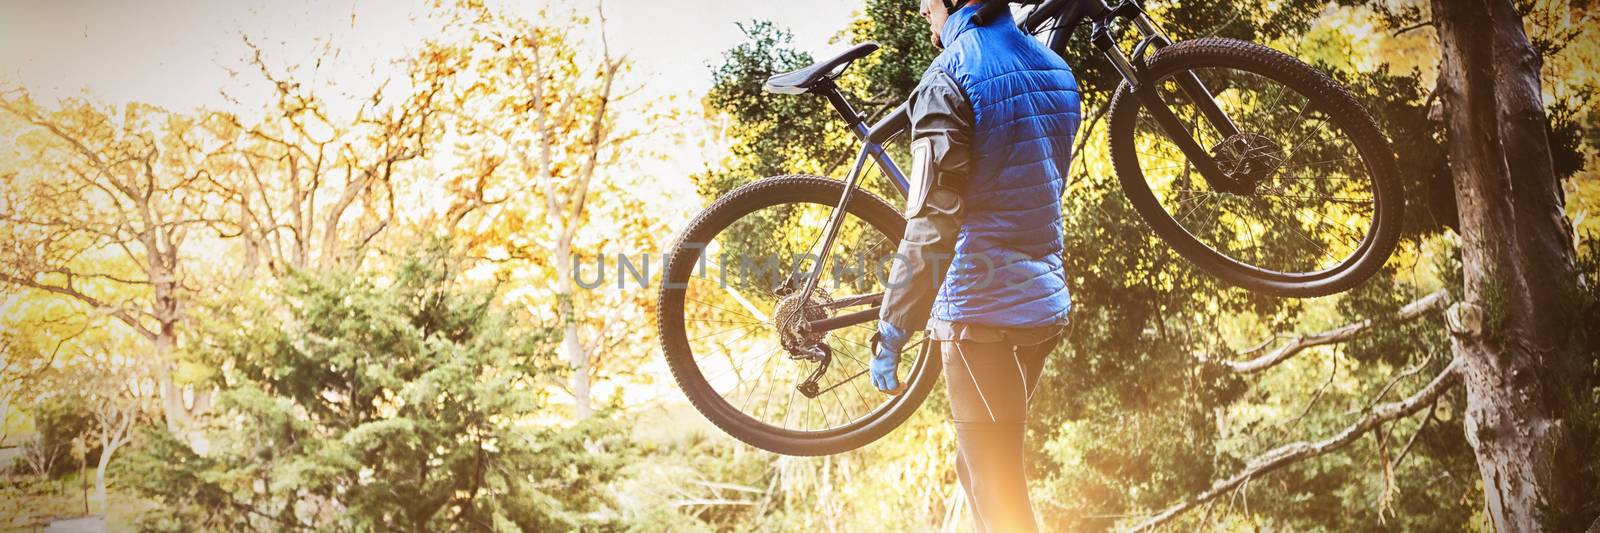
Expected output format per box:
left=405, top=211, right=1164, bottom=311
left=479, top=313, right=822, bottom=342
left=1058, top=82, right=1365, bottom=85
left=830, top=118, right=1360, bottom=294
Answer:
left=872, top=69, right=973, bottom=391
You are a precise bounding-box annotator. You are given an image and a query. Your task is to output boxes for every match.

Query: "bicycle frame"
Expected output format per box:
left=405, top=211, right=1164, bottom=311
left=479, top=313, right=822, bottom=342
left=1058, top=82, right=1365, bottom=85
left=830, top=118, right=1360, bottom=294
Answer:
left=796, top=0, right=1243, bottom=334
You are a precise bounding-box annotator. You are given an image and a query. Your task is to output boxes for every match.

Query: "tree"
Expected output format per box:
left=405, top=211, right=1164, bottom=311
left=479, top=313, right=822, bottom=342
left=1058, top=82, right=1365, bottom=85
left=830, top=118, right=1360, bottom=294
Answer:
left=122, top=244, right=634, bottom=530
left=0, top=307, right=91, bottom=447
left=1430, top=0, right=1597, bottom=528
left=0, top=1, right=473, bottom=438
left=699, top=21, right=847, bottom=198
left=0, top=293, right=154, bottom=509
left=1112, top=2, right=1600, bottom=529
left=0, top=94, right=227, bottom=433
left=202, top=35, right=456, bottom=277
left=64, top=339, right=154, bottom=510
left=439, top=2, right=668, bottom=418
left=17, top=395, right=91, bottom=479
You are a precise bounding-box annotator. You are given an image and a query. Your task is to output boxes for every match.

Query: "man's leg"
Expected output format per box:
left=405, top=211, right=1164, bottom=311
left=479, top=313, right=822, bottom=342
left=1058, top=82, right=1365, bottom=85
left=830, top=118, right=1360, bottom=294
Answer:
left=953, top=445, right=986, bottom=533
left=943, top=336, right=1057, bottom=532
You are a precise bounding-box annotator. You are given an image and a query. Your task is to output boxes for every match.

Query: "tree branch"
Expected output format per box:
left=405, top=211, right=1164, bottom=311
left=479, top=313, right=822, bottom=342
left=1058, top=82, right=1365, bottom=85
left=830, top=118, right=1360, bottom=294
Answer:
left=565, top=0, right=620, bottom=232
left=1130, top=358, right=1462, bottom=532
left=1392, top=19, right=1435, bottom=37
left=1200, top=289, right=1448, bottom=373
left=0, top=273, right=157, bottom=340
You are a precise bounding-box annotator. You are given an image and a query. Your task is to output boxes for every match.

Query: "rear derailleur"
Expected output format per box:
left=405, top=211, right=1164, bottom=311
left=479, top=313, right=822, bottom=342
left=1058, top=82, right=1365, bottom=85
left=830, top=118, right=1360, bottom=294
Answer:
left=772, top=275, right=833, bottom=399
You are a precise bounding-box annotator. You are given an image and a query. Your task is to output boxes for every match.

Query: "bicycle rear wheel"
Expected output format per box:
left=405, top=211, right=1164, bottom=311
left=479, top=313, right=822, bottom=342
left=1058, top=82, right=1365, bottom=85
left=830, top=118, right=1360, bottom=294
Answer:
left=656, top=175, right=939, bottom=456
left=1107, top=38, right=1403, bottom=297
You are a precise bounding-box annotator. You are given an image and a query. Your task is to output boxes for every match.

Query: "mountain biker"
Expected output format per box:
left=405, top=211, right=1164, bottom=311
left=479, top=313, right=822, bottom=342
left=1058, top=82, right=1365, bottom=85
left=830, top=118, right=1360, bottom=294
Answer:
left=871, top=0, right=1081, bottom=530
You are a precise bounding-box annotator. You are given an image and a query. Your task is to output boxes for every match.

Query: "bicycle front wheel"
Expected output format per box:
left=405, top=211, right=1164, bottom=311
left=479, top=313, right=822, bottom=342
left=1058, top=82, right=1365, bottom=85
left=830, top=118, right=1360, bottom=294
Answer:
left=656, top=175, right=939, bottom=456
left=1107, top=38, right=1403, bottom=297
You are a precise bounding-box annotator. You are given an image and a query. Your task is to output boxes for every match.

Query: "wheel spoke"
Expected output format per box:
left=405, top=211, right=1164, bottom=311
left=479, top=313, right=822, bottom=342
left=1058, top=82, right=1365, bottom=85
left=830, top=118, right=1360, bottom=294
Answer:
left=1129, top=63, right=1381, bottom=277
left=671, top=185, right=909, bottom=439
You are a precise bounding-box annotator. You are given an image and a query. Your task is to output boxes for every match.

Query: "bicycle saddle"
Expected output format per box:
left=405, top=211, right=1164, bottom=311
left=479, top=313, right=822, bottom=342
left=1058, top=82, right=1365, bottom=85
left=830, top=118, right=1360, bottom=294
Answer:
left=763, top=42, right=880, bottom=95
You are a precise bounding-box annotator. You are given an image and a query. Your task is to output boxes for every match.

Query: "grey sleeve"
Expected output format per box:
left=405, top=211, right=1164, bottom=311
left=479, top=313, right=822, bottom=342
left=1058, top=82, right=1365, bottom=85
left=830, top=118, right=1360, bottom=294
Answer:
left=905, top=69, right=974, bottom=199
left=879, top=70, right=973, bottom=334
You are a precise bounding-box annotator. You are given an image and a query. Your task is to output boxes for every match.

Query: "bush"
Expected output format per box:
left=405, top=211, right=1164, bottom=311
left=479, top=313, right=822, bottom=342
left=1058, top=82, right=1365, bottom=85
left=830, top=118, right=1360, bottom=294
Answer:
left=19, top=395, right=97, bottom=479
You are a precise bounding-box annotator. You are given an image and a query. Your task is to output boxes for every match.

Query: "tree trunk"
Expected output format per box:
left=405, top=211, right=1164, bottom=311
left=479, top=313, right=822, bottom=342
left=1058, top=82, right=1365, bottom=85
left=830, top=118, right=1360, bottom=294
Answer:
left=553, top=235, right=594, bottom=418
left=0, top=392, right=11, bottom=446
left=564, top=318, right=594, bottom=419
left=94, top=440, right=119, bottom=510
left=154, top=332, right=189, bottom=433
left=1432, top=1, right=1591, bottom=529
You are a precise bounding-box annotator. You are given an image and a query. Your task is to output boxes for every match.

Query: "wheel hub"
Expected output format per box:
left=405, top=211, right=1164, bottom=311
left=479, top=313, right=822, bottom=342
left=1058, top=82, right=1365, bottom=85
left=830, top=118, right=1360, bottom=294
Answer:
left=1211, top=132, right=1285, bottom=193
left=772, top=287, right=833, bottom=361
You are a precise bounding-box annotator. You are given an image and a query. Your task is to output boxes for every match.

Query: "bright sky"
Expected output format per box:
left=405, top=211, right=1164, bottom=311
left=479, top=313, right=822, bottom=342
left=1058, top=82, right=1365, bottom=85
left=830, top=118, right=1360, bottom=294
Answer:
left=0, top=0, right=862, bottom=113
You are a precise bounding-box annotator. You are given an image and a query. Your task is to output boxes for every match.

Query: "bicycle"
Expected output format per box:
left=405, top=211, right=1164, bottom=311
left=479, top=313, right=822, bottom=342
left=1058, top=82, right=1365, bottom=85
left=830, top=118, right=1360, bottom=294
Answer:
left=657, top=0, right=1402, bottom=456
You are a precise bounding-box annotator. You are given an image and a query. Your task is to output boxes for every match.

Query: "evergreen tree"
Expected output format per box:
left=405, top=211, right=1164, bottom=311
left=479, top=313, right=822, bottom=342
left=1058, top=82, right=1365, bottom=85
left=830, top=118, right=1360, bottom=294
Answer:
left=121, top=245, right=634, bottom=531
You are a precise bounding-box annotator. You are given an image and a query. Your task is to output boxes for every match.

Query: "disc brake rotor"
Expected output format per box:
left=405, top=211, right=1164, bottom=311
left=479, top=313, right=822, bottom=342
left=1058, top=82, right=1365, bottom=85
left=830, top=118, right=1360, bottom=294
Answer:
left=1211, top=132, right=1285, bottom=191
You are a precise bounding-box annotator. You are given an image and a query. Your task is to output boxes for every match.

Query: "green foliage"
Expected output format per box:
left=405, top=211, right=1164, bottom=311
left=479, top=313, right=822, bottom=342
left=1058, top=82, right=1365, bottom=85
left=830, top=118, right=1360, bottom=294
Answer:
left=701, top=21, right=842, bottom=198
left=18, top=394, right=97, bottom=479
left=700, top=3, right=935, bottom=203
left=1549, top=235, right=1600, bottom=525
left=841, top=0, right=941, bottom=101
left=1337, top=67, right=1455, bottom=237
left=119, top=245, right=634, bottom=531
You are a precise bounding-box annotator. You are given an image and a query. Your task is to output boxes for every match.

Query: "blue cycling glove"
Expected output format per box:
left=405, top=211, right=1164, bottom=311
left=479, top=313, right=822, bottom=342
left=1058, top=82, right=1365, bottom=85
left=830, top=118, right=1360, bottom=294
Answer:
left=871, top=321, right=911, bottom=394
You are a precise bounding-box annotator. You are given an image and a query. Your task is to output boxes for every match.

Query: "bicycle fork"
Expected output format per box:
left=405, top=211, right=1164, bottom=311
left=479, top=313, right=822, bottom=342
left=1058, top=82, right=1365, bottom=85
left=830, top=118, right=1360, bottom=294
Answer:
left=1096, top=8, right=1251, bottom=193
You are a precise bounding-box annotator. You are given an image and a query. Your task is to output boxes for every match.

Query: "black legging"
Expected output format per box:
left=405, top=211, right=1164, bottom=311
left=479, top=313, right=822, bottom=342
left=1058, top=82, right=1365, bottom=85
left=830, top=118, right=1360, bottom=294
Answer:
left=943, top=335, right=1059, bottom=533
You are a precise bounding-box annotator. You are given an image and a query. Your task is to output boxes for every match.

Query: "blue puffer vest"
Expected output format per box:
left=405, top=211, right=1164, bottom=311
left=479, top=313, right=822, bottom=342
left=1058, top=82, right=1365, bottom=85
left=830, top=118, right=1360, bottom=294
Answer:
left=928, top=5, right=1080, bottom=328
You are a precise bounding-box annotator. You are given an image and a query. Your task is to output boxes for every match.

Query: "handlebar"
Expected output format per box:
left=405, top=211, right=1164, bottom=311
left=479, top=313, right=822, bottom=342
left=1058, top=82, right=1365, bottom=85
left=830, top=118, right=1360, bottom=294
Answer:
left=972, top=1, right=1014, bottom=25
